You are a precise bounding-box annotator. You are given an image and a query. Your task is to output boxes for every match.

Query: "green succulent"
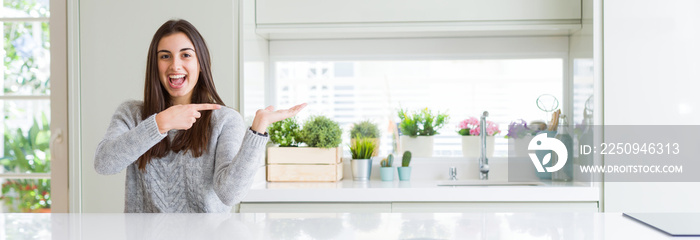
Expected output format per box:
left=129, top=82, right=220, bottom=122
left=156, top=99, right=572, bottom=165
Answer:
left=268, top=117, right=301, bottom=147
left=301, top=116, right=343, bottom=148
left=381, top=154, right=394, bottom=167
left=349, top=135, right=376, bottom=159
left=402, top=151, right=412, bottom=167
left=398, top=108, right=449, bottom=137
left=350, top=120, right=380, bottom=139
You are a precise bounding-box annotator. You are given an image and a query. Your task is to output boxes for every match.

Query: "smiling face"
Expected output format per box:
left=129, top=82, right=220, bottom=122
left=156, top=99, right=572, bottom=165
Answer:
left=157, top=32, right=200, bottom=105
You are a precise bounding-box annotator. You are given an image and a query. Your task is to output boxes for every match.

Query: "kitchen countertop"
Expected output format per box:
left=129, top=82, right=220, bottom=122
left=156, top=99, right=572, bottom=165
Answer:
left=243, top=179, right=600, bottom=202
left=10, top=212, right=694, bottom=239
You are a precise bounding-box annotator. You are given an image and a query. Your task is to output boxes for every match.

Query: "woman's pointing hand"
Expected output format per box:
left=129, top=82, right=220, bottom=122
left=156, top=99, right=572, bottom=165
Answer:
left=155, top=104, right=221, bottom=134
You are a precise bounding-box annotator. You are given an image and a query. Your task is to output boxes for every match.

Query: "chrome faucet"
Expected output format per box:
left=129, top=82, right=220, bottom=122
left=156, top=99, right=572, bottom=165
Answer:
left=479, top=111, right=489, bottom=180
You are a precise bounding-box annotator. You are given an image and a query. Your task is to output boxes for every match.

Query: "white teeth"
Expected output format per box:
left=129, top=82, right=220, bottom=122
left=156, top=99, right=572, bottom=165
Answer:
left=169, top=74, right=185, bottom=78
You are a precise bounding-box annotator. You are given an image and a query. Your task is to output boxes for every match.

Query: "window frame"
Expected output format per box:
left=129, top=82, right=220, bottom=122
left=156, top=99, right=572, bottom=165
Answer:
left=0, top=0, right=70, bottom=213
left=265, top=36, right=572, bottom=157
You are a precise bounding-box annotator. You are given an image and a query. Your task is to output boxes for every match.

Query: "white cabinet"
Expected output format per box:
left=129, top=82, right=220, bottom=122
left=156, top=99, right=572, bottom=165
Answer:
left=392, top=202, right=599, bottom=213
left=239, top=202, right=599, bottom=213
left=256, top=0, right=582, bottom=39
left=239, top=202, right=392, bottom=213
left=257, top=0, right=581, bottom=24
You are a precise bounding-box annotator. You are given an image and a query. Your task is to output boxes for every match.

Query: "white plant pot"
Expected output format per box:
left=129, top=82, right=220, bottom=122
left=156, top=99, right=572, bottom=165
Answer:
left=510, top=135, right=535, bottom=157
left=461, top=135, right=495, bottom=158
left=400, top=135, right=434, bottom=158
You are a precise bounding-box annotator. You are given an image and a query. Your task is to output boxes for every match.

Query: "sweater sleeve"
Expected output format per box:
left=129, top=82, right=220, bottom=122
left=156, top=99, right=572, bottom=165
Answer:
left=94, top=101, right=168, bottom=175
left=212, top=110, right=269, bottom=206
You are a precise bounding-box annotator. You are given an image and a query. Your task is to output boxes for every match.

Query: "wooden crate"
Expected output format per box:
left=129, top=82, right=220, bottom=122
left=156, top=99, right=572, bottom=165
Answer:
left=267, top=161, right=343, bottom=182
left=267, top=146, right=343, bottom=182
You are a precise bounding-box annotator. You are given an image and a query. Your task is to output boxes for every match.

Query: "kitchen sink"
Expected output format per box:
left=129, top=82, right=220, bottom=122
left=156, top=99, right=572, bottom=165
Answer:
left=436, top=181, right=545, bottom=187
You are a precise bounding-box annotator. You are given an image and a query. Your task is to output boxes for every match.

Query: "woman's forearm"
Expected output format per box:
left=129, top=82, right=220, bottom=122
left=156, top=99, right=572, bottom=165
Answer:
left=94, top=113, right=167, bottom=175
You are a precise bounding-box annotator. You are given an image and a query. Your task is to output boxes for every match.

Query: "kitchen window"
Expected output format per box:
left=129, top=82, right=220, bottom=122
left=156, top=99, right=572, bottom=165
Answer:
left=251, top=37, right=572, bottom=157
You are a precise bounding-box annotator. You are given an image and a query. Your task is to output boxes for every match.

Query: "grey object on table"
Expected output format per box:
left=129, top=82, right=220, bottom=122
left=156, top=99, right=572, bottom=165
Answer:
left=449, top=166, right=457, bottom=181
left=479, top=111, right=489, bottom=180
left=623, top=213, right=700, bottom=236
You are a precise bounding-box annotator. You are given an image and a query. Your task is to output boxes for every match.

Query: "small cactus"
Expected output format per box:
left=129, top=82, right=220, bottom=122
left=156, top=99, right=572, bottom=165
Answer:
left=381, top=154, right=394, bottom=167
left=402, top=151, right=412, bottom=167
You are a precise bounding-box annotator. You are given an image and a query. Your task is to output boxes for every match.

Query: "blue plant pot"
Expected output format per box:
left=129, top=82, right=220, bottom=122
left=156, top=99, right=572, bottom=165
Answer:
left=397, top=167, right=412, bottom=181
left=380, top=167, right=394, bottom=181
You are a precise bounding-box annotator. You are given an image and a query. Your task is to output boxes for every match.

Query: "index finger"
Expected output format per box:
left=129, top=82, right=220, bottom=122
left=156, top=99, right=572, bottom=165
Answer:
left=192, top=104, right=222, bottom=111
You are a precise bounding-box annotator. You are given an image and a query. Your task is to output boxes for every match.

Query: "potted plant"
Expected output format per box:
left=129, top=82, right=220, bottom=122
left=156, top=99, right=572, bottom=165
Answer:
left=456, top=117, right=500, bottom=158
left=266, top=116, right=344, bottom=182
left=268, top=117, right=302, bottom=147
left=349, top=135, right=377, bottom=181
left=350, top=120, right=381, bottom=156
left=505, top=118, right=558, bottom=180
left=505, top=119, right=534, bottom=157
left=380, top=154, right=395, bottom=181
left=300, top=116, right=343, bottom=149
left=397, top=108, right=449, bottom=158
left=397, top=151, right=412, bottom=181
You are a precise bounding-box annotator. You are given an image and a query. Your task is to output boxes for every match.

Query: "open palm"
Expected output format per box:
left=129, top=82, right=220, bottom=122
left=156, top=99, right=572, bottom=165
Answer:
left=251, top=103, right=307, bottom=133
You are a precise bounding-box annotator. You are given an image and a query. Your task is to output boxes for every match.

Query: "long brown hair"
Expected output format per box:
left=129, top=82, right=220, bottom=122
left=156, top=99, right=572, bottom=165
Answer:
left=137, top=19, right=225, bottom=171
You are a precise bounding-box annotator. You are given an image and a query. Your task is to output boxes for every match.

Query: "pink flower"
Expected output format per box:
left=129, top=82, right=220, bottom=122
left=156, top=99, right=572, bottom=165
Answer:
left=486, top=121, right=500, bottom=136
left=457, top=121, right=467, bottom=129
left=457, top=117, right=500, bottom=136
left=456, top=117, right=479, bottom=129
left=470, top=128, right=479, bottom=135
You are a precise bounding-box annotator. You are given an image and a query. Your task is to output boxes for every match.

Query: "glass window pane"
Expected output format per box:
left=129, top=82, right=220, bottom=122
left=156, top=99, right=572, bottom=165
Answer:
left=0, top=178, right=50, bottom=213
left=3, top=21, right=50, bottom=95
left=573, top=58, right=594, bottom=126
left=274, top=59, right=563, bottom=157
left=1, top=100, right=50, bottom=173
left=1, top=0, right=49, bottom=18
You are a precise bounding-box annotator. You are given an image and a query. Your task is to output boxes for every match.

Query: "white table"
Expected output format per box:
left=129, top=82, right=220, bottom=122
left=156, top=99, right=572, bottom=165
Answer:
left=241, top=179, right=600, bottom=213
left=245, top=179, right=599, bottom=202
left=3, top=212, right=695, bottom=239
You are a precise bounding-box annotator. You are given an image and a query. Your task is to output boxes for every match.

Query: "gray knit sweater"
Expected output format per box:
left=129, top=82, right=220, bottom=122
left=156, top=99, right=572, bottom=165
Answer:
left=94, top=100, right=268, bottom=213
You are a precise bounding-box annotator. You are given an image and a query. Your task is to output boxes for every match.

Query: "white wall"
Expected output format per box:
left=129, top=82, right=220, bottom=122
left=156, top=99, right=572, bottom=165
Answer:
left=241, top=0, right=270, bottom=121
left=603, top=0, right=700, bottom=212
left=79, top=0, right=238, bottom=212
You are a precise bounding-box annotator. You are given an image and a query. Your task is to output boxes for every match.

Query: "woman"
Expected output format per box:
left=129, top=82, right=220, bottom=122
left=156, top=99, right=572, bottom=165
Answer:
left=94, top=19, right=305, bottom=213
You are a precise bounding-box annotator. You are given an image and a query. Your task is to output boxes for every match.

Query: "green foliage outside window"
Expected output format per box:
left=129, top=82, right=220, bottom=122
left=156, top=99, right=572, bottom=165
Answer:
left=3, top=0, right=51, bottom=95
left=3, top=0, right=50, bottom=17
left=0, top=113, right=51, bottom=212
left=1, top=179, right=50, bottom=212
